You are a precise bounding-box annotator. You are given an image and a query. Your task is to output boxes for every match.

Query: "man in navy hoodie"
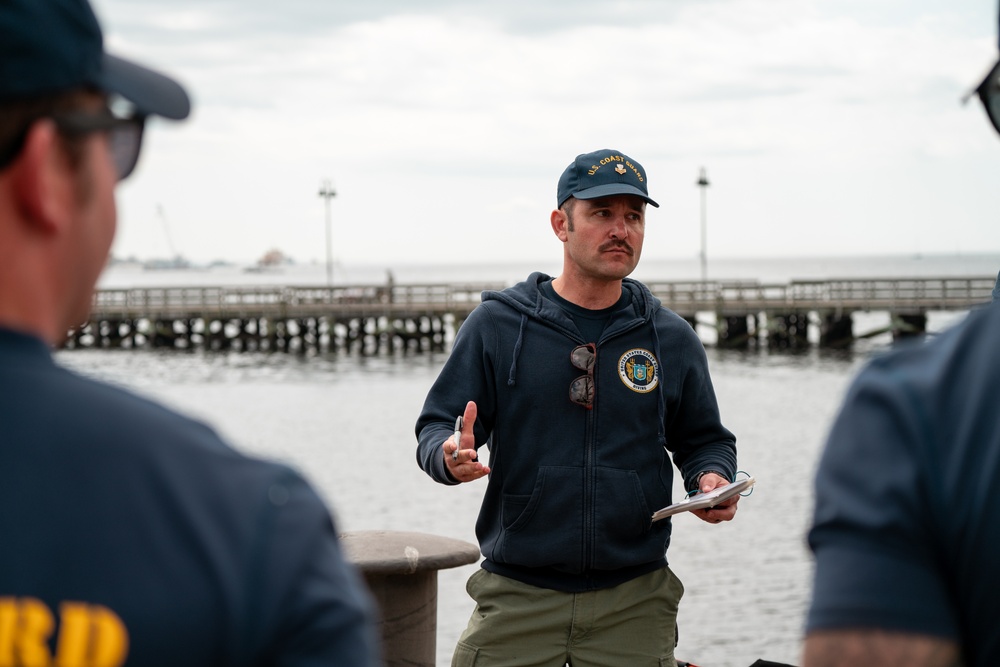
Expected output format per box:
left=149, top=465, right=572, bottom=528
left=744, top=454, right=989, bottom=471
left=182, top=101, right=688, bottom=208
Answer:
left=803, top=8, right=1000, bottom=666
left=416, top=149, right=739, bottom=666
left=0, top=1, right=379, bottom=665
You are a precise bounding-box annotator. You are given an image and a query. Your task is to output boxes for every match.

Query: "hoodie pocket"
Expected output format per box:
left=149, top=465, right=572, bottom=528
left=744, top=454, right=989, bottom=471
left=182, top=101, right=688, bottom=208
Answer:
left=592, top=467, right=660, bottom=570
left=499, top=466, right=584, bottom=572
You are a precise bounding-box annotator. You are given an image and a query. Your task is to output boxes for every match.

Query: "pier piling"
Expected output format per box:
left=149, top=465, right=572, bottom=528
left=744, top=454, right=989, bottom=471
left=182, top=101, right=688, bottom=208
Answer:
left=820, top=312, right=854, bottom=349
left=892, top=312, right=928, bottom=341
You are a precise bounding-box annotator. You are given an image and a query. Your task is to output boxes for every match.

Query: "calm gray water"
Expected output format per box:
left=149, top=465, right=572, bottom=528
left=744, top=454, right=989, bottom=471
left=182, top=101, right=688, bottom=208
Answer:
left=58, top=344, right=860, bottom=667
left=61, top=253, right=997, bottom=666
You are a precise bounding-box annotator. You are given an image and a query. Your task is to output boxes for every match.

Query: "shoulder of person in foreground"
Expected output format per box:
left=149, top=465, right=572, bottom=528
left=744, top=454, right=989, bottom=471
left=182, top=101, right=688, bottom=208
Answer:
left=56, top=369, right=382, bottom=664
left=125, top=389, right=382, bottom=664
left=804, top=307, right=1000, bottom=667
left=141, top=401, right=382, bottom=665
left=241, top=462, right=381, bottom=666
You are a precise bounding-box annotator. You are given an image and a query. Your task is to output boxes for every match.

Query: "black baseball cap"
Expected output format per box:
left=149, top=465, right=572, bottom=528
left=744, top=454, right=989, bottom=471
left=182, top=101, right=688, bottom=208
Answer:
left=0, top=0, right=190, bottom=119
left=557, top=149, right=659, bottom=209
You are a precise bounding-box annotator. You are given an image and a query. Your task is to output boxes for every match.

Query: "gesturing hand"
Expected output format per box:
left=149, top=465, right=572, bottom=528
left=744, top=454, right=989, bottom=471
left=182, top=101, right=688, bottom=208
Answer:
left=444, top=400, right=490, bottom=483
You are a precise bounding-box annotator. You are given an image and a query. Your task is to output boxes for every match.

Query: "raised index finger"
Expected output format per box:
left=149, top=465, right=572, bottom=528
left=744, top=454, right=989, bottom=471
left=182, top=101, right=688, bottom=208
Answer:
left=462, top=401, right=477, bottom=438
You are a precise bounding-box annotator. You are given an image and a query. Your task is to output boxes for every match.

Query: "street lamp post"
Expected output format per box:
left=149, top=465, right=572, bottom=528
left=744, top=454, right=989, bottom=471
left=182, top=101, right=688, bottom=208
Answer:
left=318, top=179, right=336, bottom=287
left=696, top=167, right=710, bottom=283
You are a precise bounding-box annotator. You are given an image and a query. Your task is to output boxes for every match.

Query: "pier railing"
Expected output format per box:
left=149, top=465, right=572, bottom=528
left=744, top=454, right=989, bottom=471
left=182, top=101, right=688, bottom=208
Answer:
left=90, top=282, right=503, bottom=320
left=77, top=275, right=995, bottom=352
left=90, top=276, right=993, bottom=320
left=642, top=276, right=994, bottom=315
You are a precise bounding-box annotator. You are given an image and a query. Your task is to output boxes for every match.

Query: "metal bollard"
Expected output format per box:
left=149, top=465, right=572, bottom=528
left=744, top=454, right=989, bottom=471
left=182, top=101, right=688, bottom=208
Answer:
left=340, top=530, right=480, bottom=667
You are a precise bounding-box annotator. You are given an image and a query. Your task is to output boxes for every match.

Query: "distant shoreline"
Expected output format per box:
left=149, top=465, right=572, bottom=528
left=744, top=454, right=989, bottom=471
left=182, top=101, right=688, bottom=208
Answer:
left=99, top=252, right=1000, bottom=291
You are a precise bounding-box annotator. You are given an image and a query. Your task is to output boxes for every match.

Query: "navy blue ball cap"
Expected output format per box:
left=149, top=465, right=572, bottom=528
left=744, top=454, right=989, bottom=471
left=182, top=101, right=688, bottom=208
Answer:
left=557, top=149, right=659, bottom=209
left=100, top=53, right=190, bottom=120
left=0, top=0, right=190, bottom=120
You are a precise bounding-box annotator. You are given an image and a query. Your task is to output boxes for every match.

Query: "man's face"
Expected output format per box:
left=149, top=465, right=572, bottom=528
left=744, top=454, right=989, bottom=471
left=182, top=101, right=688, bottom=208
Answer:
left=558, top=194, right=646, bottom=281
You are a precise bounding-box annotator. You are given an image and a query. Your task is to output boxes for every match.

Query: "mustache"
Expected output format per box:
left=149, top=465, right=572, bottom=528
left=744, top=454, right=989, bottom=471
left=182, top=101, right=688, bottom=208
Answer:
left=599, top=240, right=634, bottom=255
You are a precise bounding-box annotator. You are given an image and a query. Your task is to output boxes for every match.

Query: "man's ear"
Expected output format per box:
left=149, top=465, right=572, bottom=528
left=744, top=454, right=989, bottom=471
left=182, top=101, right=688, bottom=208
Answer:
left=551, top=208, right=569, bottom=242
left=10, top=120, right=73, bottom=235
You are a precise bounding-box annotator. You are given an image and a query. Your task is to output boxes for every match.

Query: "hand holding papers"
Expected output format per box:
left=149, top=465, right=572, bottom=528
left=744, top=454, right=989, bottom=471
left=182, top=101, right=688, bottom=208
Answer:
left=652, top=476, right=756, bottom=522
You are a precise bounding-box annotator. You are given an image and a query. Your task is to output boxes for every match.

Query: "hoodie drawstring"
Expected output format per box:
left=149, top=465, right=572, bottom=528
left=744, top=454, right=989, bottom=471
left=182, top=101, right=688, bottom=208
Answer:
left=507, top=313, right=527, bottom=386
left=652, top=321, right=667, bottom=446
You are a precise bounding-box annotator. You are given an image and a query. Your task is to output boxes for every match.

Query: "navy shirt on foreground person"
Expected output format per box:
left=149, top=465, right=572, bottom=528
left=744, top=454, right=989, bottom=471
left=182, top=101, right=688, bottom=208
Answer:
left=805, top=301, right=1000, bottom=666
left=0, top=328, right=379, bottom=666
left=1, top=0, right=379, bottom=663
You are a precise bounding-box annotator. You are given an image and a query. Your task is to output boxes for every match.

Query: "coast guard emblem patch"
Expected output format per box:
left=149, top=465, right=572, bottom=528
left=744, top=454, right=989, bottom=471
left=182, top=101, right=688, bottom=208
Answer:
left=618, top=348, right=659, bottom=393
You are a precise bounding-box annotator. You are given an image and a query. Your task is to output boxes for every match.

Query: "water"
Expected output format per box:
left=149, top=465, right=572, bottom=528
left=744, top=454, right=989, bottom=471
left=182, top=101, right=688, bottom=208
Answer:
left=62, top=253, right=998, bottom=666
left=57, top=345, right=856, bottom=667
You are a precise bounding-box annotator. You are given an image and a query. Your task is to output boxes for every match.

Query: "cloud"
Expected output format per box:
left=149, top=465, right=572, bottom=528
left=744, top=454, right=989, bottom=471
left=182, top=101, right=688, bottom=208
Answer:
left=93, top=0, right=1000, bottom=268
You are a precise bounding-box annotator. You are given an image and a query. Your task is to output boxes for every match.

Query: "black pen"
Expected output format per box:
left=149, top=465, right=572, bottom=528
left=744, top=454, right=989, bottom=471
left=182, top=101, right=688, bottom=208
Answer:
left=452, top=415, right=463, bottom=461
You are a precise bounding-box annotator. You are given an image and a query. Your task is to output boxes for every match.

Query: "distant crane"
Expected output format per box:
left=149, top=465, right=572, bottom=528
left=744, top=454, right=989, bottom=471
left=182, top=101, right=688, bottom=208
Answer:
left=157, top=204, right=179, bottom=259
left=153, top=204, right=188, bottom=269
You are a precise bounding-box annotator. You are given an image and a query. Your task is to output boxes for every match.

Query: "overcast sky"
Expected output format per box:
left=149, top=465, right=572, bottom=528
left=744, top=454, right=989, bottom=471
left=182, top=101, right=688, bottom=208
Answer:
left=92, top=0, right=1000, bottom=268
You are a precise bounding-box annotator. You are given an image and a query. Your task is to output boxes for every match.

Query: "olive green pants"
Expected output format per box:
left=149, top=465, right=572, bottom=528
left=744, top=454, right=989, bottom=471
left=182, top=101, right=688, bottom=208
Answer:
left=451, top=566, right=684, bottom=667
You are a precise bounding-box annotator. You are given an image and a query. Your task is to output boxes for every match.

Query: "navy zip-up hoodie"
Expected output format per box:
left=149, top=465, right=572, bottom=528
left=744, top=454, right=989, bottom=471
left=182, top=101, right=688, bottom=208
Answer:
left=415, top=273, right=737, bottom=592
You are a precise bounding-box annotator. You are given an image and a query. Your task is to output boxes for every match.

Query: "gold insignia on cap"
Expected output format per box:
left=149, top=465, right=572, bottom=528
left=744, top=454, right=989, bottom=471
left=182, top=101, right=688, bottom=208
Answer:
left=615, top=164, right=627, bottom=175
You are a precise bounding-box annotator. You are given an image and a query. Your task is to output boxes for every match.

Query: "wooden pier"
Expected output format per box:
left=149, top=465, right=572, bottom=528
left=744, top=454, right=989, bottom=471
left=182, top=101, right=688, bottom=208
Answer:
left=67, top=275, right=996, bottom=352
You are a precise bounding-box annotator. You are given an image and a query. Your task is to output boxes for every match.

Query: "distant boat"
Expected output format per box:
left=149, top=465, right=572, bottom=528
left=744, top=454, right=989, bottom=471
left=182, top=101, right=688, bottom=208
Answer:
left=244, top=248, right=292, bottom=274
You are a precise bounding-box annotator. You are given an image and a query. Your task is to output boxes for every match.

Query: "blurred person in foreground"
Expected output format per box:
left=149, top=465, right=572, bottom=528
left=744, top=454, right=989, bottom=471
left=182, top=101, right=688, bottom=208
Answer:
left=0, top=1, right=379, bottom=665
left=803, top=8, right=1000, bottom=666
left=415, top=149, right=739, bottom=666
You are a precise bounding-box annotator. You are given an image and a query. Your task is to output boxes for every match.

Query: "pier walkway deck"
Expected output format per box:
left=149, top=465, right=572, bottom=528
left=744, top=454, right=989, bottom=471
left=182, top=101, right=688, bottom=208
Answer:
left=72, top=275, right=996, bottom=352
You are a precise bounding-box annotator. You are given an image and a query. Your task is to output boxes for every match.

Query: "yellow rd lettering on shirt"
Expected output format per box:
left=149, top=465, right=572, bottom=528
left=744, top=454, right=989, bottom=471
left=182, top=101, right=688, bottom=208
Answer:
left=0, top=598, right=128, bottom=667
